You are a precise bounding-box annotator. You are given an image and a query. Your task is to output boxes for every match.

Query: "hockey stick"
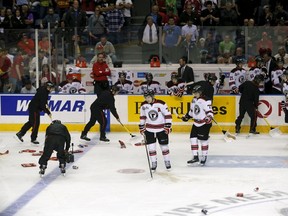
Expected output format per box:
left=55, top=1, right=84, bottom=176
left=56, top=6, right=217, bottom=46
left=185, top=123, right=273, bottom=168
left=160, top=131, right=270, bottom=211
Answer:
left=142, top=134, right=153, bottom=179
left=46, top=104, right=52, bottom=122
left=185, top=81, right=194, bottom=86
left=119, top=121, right=136, bottom=138
left=212, top=118, right=236, bottom=140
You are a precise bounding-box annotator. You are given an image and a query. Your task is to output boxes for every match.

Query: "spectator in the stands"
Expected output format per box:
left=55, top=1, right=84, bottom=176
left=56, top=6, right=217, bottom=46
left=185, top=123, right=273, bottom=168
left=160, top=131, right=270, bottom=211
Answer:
left=21, top=79, right=37, bottom=94
left=274, top=46, right=288, bottom=65
left=9, top=49, right=28, bottom=93
left=203, top=31, right=218, bottom=63
left=165, top=0, right=177, bottom=15
left=38, top=35, right=52, bottom=55
left=232, top=47, right=246, bottom=64
left=144, top=5, right=163, bottom=27
left=15, top=0, right=30, bottom=8
left=96, top=0, right=111, bottom=14
left=95, top=36, right=117, bottom=63
left=55, top=0, right=70, bottom=19
left=41, top=64, right=58, bottom=85
left=29, top=50, right=48, bottom=84
left=80, top=0, right=97, bottom=16
left=274, top=2, right=288, bottom=26
left=105, top=2, right=125, bottom=44
left=88, top=6, right=106, bottom=45
left=17, top=33, right=35, bottom=56
left=258, top=5, right=274, bottom=26
left=138, top=16, right=159, bottom=64
left=40, top=7, right=60, bottom=29
left=183, top=0, right=202, bottom=16
left=21, top=4, right=34, bottom=28
left=162, top=17, right=182, bottom=63
left=162, top=7, right=180, bottom=25
left=179, top=3, right=199, bottom=26
left=91, top=47, right=113, bottom=67
left=217, top=35, right=235, bottom=64
left=116, top=0, right=133, bottom=43
left=235, top=29, right=245, bottom=53
left=180, top=34, right=198, bottom=63
left=219, top=1, right=238, bottom=26
left=256, top=32, right=273, bottom=55
left=0, top=48, right=12, bottom=93
left=218, top=0, right=236, bottom=10
left=235, top=0, right=259, bottom=25
left=64, top=0, right=87, bottom=58
left=200, top=0, right=220, bottom=26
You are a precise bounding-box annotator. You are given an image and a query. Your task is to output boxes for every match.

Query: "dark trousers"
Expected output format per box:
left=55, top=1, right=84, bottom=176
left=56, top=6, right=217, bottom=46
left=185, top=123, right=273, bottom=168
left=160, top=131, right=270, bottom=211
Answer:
left=38, top=135, right=66, bottom=167
left=190, top=123, right=212, bottom=140
left=235, top=103, right=257, bottom=131
left=83, top=107, right=107, bottom=138
left=20, top=109, right=40, bottom=141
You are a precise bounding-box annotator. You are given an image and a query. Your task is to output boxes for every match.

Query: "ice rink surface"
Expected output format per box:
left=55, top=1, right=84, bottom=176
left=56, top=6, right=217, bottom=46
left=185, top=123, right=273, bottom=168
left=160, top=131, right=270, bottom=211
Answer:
left=0, top=131, right=288, bottom=216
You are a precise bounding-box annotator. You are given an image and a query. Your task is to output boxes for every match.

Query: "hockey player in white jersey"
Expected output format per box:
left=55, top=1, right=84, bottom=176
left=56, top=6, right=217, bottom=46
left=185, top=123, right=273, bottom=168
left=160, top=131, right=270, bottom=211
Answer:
left=229, top=59, right=246, bottom=94
left=139, top=89, right=172, bottom=171
left=58, top=72, right=86, bottom=94
left=138, top=73, right=161, bottom=94
left=246, top=56, right=267, bottom=93
left=181, top=85, right=213, bottom=166
left=166, top=72, right=186, bottom=97
left=271, top=58, right=286, bottom=94
left=114, top=71, right=133, bottom=94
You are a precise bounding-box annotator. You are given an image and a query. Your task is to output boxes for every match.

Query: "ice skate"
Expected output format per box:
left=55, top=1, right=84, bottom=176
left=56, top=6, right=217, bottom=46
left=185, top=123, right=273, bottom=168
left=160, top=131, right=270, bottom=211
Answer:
left=60, top=164, right=66, bottom=176
left=249, top=130, right=260, bottom=135
left=39, top=165, right=46, bottom=177
left=100, top=137, right=110, bottom=142
left=15, top=132, right=23, bottom=142
left=235, top=125, right=241, bottom=134
left=80, top=132, right=91, bottom=141
left=31, top=140, right=39, bottom=145
left=151, top=161, right=157, bottom=171
left=165, top=161, right=171, bottom=170
left=200, top=156, right=207, bottom=166
left=187, top=155, right=199, bottom=164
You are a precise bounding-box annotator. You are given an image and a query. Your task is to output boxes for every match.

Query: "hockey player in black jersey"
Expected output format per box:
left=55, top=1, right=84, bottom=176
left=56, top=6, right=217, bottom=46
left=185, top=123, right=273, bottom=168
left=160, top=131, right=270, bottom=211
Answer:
left=235, top=74, right=265, bottom=134
left=16, top=81, right=54, bottom=144
left=39, top=120, right=71, bottom=176
left=80, top=85, right=121, bottom=142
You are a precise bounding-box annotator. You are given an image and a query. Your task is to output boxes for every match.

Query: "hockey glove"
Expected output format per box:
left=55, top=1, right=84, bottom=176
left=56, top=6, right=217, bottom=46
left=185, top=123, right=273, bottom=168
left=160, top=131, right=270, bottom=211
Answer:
left=232, top=86, right=239, bottom=94
left=139, top=124, right=146, bottom=135
left=204, top=116, right=212, bottom=124
left=181, top=114, right=191, bottom=122
left=176, top=88, right=184, bottom=97
left=164, top=123, right=172, bottom=134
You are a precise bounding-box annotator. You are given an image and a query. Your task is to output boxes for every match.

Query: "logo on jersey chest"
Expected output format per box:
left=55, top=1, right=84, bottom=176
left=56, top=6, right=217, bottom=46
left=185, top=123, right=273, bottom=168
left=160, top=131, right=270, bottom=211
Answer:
left=194, top=104, right=200, bottom=115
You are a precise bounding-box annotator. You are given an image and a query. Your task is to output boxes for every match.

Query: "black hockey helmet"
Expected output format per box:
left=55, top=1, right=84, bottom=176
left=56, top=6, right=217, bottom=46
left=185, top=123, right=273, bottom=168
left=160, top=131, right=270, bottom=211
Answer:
left=145, top=72, right=153, bottom=81
left=118, top=71, right=127, bottom=78
left=253, top=74, right=265, bottom=84
left=52, top=120, right=61, bottom=124
left=144, top=89, right=155, bottom=97
left=192, top=85, right=203, bottom=94
left=235, top=58, right=245, bottom=65
left=206, top=73, right=217, bottom=82
left=46, top=81, right=55, bottom=88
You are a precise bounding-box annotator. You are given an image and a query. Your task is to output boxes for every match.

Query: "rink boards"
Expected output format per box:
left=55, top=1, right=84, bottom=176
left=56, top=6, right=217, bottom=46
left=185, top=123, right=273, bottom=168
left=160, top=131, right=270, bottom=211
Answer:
left=0, top=94, right=286, bottom=133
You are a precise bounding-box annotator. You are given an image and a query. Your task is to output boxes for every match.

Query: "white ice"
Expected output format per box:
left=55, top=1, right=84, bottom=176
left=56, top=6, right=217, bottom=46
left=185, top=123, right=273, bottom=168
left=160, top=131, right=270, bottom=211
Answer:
left=0, top=132, right=288, bottom=216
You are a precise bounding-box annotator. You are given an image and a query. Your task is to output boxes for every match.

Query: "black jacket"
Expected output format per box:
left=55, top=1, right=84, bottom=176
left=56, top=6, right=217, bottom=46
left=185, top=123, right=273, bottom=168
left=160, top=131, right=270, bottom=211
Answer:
left=178, top=65, right=194, bottom=92
left=29, top=86, right=51, bottom=114
left=191, top=80, right=214, bottom=101
left=46, top=122, right=71, bottom=151
left=91, top=90, right=119, bottom=119
left=239, top=81, right=260, bottom=106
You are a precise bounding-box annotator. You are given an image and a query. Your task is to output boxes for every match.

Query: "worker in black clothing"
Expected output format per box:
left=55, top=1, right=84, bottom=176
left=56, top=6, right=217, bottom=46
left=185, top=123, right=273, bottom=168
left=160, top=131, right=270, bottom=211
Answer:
left=16, top=81, right=54, bottom=144
left=190, top=73, right=217, bottom=102
left=80, top=85, right=121, bottom=142
left=38, top=120, right=71, bottom=176
left=235, top=74, right=265, bottom=134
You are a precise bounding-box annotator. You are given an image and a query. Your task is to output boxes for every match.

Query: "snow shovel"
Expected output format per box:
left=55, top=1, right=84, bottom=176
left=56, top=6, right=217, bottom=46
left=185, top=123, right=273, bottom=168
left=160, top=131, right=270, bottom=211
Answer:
left=212, top=118, right=236, bottom=141
left=263, top=118, right=282, bottom=137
